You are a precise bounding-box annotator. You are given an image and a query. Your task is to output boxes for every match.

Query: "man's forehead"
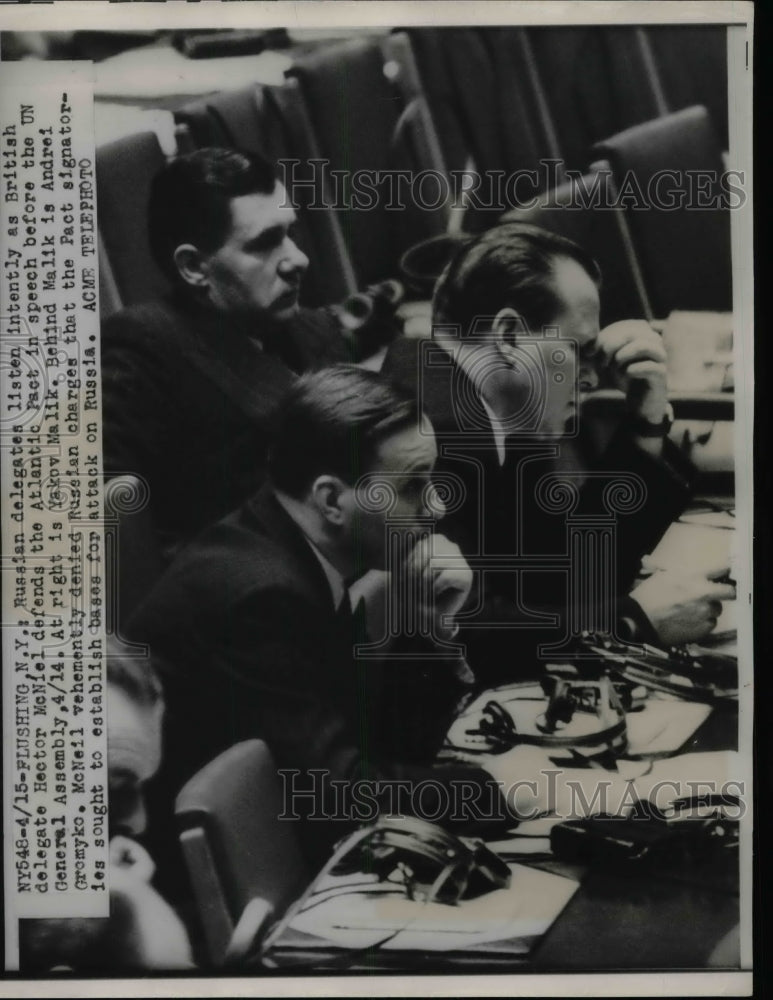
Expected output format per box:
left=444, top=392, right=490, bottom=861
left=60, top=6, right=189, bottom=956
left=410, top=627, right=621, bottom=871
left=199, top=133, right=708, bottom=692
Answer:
left=107, top=689, right=163, bottom=780
left=376, top=417, right=437, bottom=471
left=227, top=186, right=296, bottom=235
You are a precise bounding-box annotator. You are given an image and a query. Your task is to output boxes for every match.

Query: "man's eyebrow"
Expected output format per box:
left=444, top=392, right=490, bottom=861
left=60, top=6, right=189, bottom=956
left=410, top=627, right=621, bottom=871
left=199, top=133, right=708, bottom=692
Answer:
left=243, top=224, right=288, bottom=251
left=109, top=766, right=139, bottom=785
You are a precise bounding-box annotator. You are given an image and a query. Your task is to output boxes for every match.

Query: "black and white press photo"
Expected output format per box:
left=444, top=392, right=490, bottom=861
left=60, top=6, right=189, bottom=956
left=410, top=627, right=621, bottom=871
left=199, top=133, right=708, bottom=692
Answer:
left=0, top=2, right=754, bottom=996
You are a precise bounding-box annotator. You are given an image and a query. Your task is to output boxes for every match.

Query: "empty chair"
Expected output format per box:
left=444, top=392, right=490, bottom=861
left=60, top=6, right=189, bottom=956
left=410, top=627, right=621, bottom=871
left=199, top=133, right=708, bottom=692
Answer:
left=95, top=131, right=169, bottom=313
left=645, top=25, right=729, bottom=150
left=479, top=28, right=564, bottom=175
left=175, top=82, right=356, bottom=307
left=175, top=85, right=267, bottom=152
left=524, top=26, right=669, bottom=173
left=393, top=28, right=472, bottom=180
left=592, top=106, right=732, bottom=316
left=287, top=34, right=450, bottom=289
left=175, top=740, right=308, bottom=968
left=399, top=27, right=564, bottom=232
left=500, top=168, right=652, bottom=326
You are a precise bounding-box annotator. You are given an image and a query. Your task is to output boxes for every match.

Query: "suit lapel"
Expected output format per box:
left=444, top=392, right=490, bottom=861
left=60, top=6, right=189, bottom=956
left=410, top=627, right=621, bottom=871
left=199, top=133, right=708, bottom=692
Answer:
left=243, top=487, right=338, bottom=614
left=187, top=322, right=296, bottom=423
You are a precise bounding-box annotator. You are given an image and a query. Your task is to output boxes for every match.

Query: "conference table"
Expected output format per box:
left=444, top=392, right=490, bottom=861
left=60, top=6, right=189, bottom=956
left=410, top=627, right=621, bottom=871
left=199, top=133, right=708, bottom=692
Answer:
left=255, top=313, right=742, bottom=972
left=255, top=540, right=742, bottom=973
left=253, top=702, right=739, bottom=973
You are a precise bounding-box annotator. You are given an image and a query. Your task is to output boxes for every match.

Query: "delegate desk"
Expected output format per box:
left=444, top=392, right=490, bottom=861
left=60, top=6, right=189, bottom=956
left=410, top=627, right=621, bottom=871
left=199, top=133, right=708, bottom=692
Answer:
left=255, top=382, right=741, bottom=972
left=255, top=668, right=740, bottom=972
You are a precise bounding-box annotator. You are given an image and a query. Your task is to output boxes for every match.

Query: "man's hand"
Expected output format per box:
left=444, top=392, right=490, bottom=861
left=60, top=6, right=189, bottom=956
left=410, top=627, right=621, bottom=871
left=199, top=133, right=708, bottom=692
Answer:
left=404, top=533, right=473, bottom=643
left=630, top=566, right=736, bottom=646
left=107, top=836, right=194, bottom=969
left=109, top=835, right=155, bottom=883
left=596, top=320, right=669, bottom=424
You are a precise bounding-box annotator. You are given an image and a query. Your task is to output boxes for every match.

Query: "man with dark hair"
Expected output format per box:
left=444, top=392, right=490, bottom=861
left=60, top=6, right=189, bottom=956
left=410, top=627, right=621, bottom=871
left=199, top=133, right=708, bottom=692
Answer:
left=146, top=146, right=279, bottom=290
left=101, top=147, right=349, bottom=556
left=383, top=222, right=734, bottom=676
left=128, top=366, right=564, bottom=885
left=431, top=222, right=602, bottom=346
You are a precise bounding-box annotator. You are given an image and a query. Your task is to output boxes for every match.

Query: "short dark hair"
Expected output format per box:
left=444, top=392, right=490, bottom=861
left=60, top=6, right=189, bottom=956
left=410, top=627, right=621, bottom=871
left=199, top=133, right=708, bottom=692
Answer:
left=268, top=366, right=420, bottom=499
left=147, top=147, right=278, bottom=283
left=433, top=222, right=602, bottom=338
left=106, top=639, right=163, bottom=709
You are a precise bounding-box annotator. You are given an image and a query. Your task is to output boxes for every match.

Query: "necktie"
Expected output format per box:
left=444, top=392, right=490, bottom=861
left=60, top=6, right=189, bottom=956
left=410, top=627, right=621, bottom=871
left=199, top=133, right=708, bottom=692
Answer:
left=336, top=591, right=369, bottom=647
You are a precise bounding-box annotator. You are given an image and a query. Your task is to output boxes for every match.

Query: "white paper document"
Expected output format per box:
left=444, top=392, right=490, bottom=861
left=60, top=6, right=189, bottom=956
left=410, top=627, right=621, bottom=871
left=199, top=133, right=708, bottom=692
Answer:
left=284, top=863, right=578, bottom=952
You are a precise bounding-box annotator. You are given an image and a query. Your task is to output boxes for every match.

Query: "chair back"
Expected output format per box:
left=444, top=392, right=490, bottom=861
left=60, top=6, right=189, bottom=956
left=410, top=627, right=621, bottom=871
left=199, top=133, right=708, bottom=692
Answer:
left=175, top=739, right=308, bottom=967
left=287, top=34, right=449, bottom=287
left=95, top=131, right=169, bottom=312
left=592, top=106, right=732, bottom=316
left=524, top=26, right=669, bottom=172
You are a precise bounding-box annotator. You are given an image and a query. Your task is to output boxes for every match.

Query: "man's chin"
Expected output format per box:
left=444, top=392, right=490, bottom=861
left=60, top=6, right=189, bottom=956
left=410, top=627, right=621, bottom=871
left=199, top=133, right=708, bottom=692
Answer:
left=272, top=300, right=300, bottom=323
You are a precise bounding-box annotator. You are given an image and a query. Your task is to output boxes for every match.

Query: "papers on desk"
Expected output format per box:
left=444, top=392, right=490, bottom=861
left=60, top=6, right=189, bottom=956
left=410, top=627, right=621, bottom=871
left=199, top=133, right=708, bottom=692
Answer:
left=277, top=863, right=578, bottom=954
left=626, top=699, right=712, bottom=754
left=445, top=682, right=712, bottom=763
left=486, top=821, right=559, bottom=860
left=645, top=519, right=734, bottom=575
left=661, top=311, right=733, bottom=392
left=677, top=509, right=736, bottom=531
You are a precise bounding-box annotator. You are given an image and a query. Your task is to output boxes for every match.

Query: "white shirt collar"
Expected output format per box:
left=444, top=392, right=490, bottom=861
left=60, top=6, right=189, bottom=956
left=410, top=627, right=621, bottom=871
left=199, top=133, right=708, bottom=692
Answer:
left=480, top=397, right=508, bottom=467
left=274, top=491, right=348, bottom=611
left=305, top=538, right=347, bottom=612
left=434, top=335, right=507, bottom=467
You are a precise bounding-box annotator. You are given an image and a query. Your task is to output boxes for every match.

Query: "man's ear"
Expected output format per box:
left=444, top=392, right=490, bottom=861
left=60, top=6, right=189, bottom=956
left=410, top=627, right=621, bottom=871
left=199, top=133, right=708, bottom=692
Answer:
left=309, top=475, right=348, bottom=526
left=172, top=244, right=210, bottom=292
left=492, top=307, right=529, bottom=350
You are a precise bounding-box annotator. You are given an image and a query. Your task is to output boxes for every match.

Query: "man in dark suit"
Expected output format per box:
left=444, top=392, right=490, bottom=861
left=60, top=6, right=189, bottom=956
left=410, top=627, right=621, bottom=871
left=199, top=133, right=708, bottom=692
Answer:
left=129, top=366, right=563, bottom=889
left=383, top=222, right=735, bottom=678
left=101, top=147, right=349, bottom=556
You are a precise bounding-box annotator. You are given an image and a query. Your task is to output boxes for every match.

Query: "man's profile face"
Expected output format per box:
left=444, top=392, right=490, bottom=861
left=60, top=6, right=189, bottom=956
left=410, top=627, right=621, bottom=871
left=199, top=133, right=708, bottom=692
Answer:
left=350, top=415, right=443, bottom=571
left=545, top=255, right=601, bottom=432
left=107, top=685, right=163, bottom=838
left=202, top=183, right=309, bottom=321
left=492, top=255, right=601, bottom=438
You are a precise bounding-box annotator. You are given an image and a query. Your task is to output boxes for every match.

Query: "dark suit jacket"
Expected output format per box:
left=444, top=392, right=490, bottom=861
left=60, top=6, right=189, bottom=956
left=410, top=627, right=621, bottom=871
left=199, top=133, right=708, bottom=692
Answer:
left=101, top=290, right=350, bottom=550
left=383, top=337, right=695, bottom=679
left=129, top=486, right=505, bottom=882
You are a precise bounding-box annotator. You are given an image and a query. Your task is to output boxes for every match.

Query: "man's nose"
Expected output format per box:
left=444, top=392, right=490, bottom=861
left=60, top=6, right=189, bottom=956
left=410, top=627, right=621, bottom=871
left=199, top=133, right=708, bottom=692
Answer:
left=579, top=359, right=600, bottom=392
left=423, top=483, right=447, bottom=520
left=118, top=799, right=147, bottom=839
left=280, top=238, right=309, bottom=275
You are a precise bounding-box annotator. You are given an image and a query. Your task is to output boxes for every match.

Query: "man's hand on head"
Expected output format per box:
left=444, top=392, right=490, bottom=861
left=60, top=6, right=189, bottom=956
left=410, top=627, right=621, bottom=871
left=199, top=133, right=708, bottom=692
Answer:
left=596, top=320, right=670, bottom=426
